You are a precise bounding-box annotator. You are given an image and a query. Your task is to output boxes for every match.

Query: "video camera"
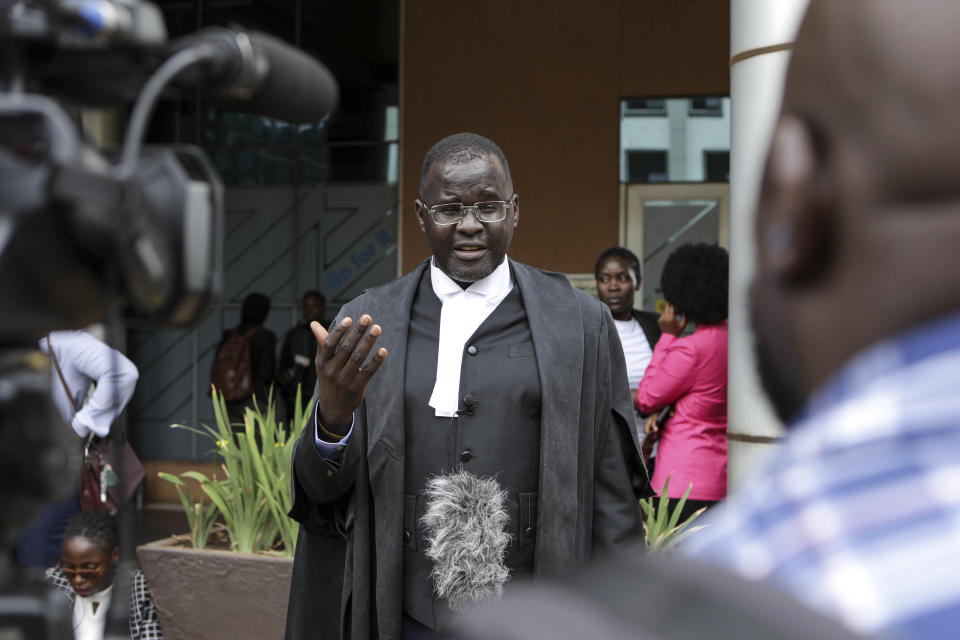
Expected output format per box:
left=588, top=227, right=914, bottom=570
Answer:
left=0, top=0, right=338, bottom=636
left=0, top=0, right=338, bottom=336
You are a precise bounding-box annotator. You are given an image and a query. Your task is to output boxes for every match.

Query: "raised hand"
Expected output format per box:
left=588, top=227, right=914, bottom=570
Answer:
left=658, top=303, right=688, bottom=337
left=311, top=315, right=387, bottom=433
left=643, top=411, right=661, bottom=436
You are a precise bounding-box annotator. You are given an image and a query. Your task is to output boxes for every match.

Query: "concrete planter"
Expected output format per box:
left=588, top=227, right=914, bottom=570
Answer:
left=136, top=537, right=293, bottom=640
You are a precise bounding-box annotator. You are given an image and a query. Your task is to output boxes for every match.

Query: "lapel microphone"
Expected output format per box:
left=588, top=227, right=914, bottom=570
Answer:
left=460, top=394, right=478, bottom=416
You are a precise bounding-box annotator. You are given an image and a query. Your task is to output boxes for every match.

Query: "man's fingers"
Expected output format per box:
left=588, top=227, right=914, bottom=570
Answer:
left=358, top=347, right=388, bottom=379
left=328, top=314, right=371, bottom=369
left=310, top=320, right=329, bottom=344
left=339, top=323, right=382, bottom=383
left=320, top=317, right=353, bottom=361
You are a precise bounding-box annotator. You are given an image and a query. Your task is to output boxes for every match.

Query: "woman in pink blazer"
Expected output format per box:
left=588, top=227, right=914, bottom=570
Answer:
left=637, top=244, right=728, bottom=522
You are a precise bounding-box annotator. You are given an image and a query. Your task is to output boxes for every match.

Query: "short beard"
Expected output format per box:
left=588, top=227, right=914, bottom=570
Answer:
left=750, top=297, right=808, bottom=424
left=437, top=255, right=498, bottom=284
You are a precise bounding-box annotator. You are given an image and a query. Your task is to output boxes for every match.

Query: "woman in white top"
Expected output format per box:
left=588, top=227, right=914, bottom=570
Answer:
left=47, top=510, right=163, bottom=640
left=595, top=247, right=662, bottom=460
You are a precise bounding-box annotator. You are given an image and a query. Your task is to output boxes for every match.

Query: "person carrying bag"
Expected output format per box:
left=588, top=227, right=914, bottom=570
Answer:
left=48, top=332, right=145, bottom=514
left=17, top=330, right=142, bottom=568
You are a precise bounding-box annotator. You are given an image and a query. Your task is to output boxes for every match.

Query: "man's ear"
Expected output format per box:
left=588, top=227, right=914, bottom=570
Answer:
left=415, top=200, right=427, bottom=233
left=757, top=116, right=834, bottom=286
left=510, top=194, right=519, bottom=229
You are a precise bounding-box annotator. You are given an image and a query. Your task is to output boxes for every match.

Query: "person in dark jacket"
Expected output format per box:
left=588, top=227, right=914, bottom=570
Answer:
left=212, top=292, right=276, bottom=426
left=277, top=291, right=326, bottom=424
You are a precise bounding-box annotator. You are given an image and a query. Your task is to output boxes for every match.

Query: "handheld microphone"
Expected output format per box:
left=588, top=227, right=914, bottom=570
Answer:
left=171, top=26, right=339, bottom=124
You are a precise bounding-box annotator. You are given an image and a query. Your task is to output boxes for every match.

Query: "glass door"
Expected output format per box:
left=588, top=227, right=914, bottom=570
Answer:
left=621, top=183, right=730, bottom=313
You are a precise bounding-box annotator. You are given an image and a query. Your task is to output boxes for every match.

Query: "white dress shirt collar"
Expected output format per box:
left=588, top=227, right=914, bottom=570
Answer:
left=428, top=257, right=514, bottom=417
left=429, top=256, right=513, bottom=302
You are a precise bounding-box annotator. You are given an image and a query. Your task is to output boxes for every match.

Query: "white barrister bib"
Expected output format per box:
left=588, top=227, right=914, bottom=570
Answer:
left=428, top=258, right=513, bottom=417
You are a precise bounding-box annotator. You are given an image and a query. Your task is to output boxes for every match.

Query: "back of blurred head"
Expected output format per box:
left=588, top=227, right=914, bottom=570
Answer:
left=661, top=243, right=728, bottom=325
left=240, top=292, right=270, bottom=327
left=302, top=290, right=325, bottom=325
left=751, top=0, right=960, bottom=421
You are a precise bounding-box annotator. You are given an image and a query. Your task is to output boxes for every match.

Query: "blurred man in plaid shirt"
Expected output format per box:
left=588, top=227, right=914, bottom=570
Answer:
left=686, top=1, right=960, bottom=639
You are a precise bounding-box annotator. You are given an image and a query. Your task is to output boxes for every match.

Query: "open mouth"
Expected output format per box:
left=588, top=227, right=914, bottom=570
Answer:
left=453, top=245, right=486, bottom=260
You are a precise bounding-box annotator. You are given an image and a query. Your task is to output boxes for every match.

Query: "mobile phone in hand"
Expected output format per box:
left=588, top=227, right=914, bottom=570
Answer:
left=656, top=404, right=673, bottom=429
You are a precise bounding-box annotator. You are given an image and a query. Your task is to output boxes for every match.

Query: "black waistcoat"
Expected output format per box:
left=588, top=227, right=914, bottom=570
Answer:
left=402, top=269, right=542, bottom=630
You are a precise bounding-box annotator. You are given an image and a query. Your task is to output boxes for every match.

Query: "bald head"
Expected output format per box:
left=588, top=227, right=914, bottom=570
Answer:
left=785, top=0, right=960, bottom=204
left=752, top=0, right=960, bottom=421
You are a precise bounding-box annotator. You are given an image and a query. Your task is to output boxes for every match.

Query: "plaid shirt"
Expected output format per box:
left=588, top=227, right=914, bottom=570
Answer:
left=46, top=567, right=164, bottom=640
left=685, top=311, right=960, bottom=639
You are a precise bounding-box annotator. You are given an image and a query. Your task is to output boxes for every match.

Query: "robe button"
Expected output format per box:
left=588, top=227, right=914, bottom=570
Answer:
left=524, top=527, right=535, bottom=538
left=467, top=345, right=478, bottom=355
left=404, top=530, right=412, bottom=543
left=460, top=450, right=474, bottom=463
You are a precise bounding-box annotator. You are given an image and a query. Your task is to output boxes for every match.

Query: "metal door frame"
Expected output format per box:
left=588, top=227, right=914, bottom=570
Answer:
left=619, top=182, right=730, bottom=307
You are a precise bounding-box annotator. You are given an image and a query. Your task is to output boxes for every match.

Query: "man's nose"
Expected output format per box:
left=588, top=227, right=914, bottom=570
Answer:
left=456, top=209, right=483, bottom=233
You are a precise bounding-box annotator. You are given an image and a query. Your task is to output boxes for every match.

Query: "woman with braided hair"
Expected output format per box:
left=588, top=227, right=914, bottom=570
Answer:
left=46, top=510, right=163, bottom=640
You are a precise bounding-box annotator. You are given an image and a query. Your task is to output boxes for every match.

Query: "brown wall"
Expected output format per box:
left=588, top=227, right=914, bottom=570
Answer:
left=400, top=0, right=729, bottom=274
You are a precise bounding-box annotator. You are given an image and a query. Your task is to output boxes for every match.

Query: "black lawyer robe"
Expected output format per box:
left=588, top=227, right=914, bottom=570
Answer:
left=285, top=259, right=651, bottom=640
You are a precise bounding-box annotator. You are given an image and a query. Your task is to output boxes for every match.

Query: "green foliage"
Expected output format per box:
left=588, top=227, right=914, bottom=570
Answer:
left=639, top=476, right=709, bottom=554
left=156, top=471, right=218, bottom=549
left=159, top=386, right=311, bottom=555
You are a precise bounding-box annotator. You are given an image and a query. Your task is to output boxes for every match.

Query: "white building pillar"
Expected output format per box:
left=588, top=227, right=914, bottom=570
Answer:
left=727, top=0, right=809, bottom=489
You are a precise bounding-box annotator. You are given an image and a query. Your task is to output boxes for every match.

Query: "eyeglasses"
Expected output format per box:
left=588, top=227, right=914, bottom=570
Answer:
left=418, top=196, right=515, bottom=226
left=56, top=560, right=108, bottom=582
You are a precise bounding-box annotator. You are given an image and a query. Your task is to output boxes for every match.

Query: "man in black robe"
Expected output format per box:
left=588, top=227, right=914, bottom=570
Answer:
left=285, top=133, right=649, bottom=640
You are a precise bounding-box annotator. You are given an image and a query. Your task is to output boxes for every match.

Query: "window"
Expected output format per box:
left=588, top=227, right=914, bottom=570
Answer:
left=620, top=97, right=729, bottom=182
left=623, top=98, right=667, bottom=117
left=689, top=97, right=724, bottom=117
left=627, top=150, right=668, bottom=183
left=704, top=151, right=730, bottom=182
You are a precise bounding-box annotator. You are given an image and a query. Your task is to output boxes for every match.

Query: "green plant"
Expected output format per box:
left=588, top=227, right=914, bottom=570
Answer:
left=249, top=386, right=310, bottom=554
left=156, top=471, right=219, bottom=549
left=639, top=476, right=709, bottom=554
left=159, top=386, right=311, bottom=555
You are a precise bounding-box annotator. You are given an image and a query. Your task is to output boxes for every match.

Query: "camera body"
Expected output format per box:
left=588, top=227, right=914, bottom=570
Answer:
left=0, top=0, right=224, bottom=338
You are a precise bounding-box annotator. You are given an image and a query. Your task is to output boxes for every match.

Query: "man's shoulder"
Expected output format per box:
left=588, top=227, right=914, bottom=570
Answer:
left=357, top=262, right=426, bottom=298
left=511, top=261, right=605, bottom=312
left=337, top=260, right=428, bottom=315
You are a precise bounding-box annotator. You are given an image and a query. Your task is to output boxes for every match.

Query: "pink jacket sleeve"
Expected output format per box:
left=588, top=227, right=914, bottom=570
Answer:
left=636, top=333, right=697, bottom=413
